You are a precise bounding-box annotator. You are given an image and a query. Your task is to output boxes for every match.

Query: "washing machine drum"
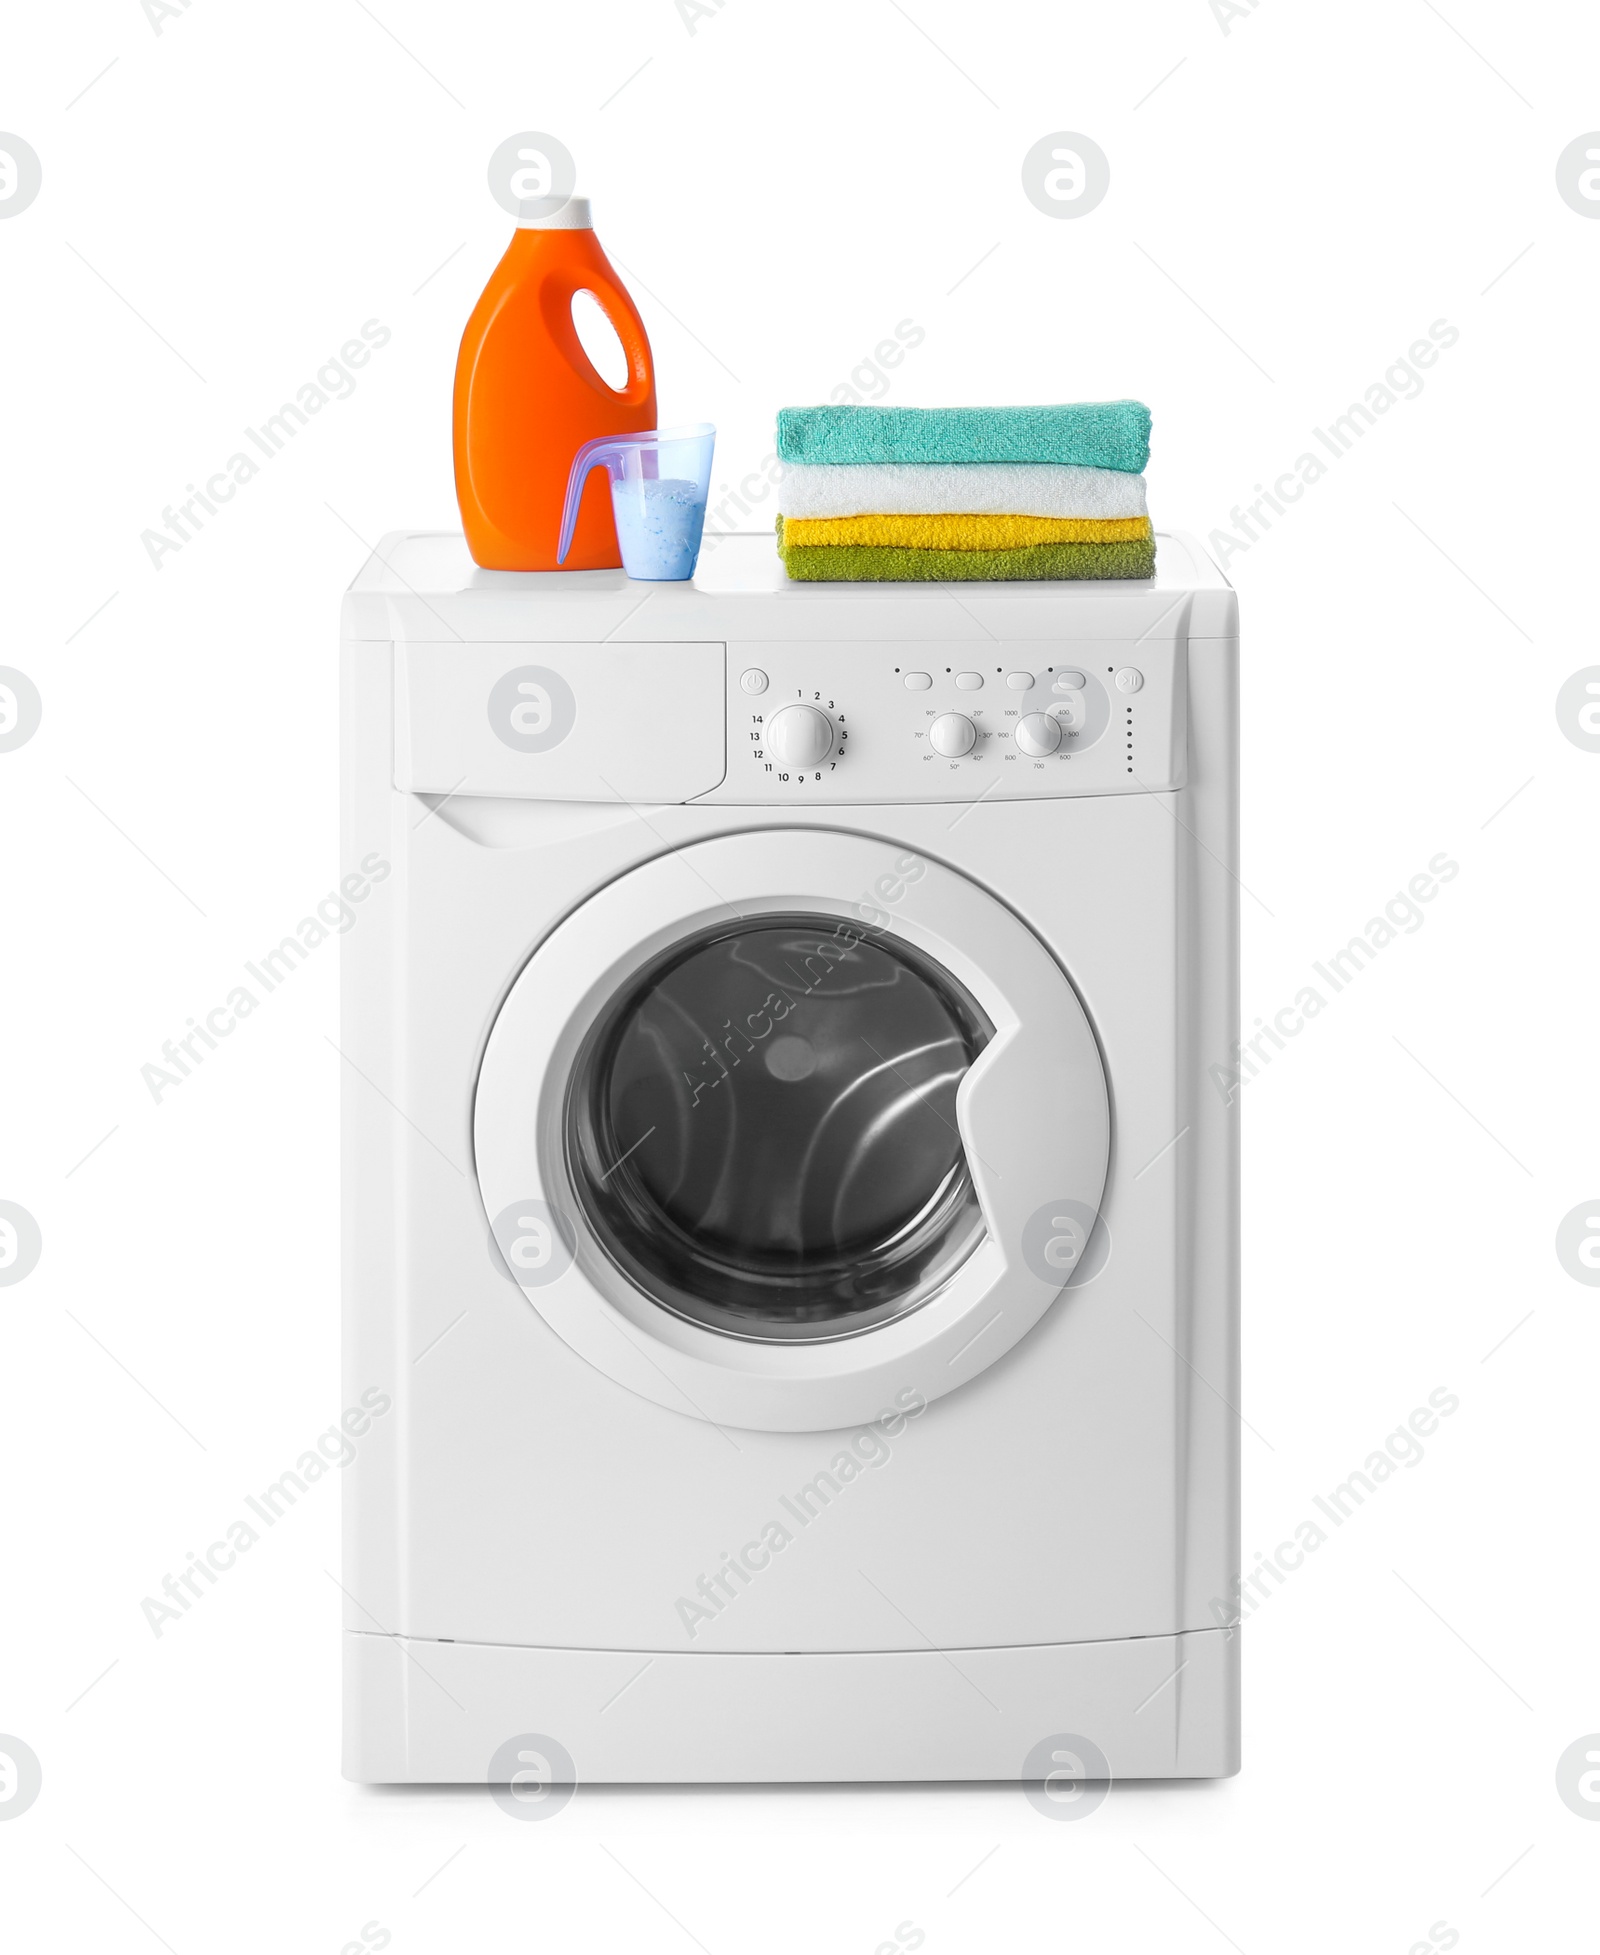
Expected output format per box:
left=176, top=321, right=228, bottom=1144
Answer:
left=567, top=915, right=991, bottom=1340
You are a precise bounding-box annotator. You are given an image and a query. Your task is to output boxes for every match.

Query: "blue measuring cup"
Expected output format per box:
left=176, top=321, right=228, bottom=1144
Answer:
left=557, top=423, right=716, bottom=580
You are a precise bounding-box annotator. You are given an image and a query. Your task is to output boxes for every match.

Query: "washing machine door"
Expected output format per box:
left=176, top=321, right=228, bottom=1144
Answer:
left=474, top=830, right=1109, bottom=1433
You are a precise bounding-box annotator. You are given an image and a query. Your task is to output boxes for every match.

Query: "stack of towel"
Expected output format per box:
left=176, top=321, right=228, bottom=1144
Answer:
left=774, top=402, right=1154, bottom=582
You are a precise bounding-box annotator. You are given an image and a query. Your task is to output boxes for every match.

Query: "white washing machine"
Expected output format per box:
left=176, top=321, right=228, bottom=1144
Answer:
left=340, top=530, right=1240, bottom=1785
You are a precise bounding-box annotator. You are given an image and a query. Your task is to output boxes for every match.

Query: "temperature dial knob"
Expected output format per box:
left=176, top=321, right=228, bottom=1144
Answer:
left=1014, top=711, right=1063, bottom=757
left=929, top=713, right=977, bottom=757
left=766, top=704, right=835, bottom=768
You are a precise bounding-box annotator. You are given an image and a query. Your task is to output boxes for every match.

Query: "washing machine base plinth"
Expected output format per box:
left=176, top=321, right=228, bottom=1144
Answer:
left=343, top=1625, right=1239, bottom=1784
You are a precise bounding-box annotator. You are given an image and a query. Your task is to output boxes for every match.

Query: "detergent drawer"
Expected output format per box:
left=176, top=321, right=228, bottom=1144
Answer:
left=394, top=640, right=726, bottom=802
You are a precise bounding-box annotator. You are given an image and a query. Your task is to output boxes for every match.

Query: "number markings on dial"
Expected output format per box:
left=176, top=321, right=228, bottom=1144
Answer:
left=747, top=695, right=845, bottom=782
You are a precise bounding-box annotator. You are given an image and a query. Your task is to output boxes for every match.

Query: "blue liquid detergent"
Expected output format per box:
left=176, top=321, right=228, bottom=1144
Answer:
left=611, top=476, right=707, bottom=581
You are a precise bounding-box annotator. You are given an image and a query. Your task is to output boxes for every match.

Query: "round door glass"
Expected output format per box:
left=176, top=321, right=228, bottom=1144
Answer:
left=566, top=914, right=992, bottom=1340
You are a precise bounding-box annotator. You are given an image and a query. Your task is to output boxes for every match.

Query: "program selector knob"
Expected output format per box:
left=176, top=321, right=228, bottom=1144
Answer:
left=766, top=704, right=835, bottom=767
left=1014, top=711, right=1063, bottom=757
left=929, top=713, right=977, bottom=757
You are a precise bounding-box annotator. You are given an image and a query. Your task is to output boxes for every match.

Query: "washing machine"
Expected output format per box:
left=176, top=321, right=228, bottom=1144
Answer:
left=340, top=529, right=1240, bottom=1785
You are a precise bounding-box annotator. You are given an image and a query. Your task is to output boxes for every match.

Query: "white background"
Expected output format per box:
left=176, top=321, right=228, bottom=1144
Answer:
left=3, top=0, right=1598, bottom=1948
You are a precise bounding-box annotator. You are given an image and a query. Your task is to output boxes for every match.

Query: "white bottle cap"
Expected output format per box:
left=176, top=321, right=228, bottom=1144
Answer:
left=518, top=195, right=592, bottom=230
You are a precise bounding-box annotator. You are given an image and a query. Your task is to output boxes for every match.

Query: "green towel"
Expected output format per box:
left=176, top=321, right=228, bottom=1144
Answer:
left=775, top=402, right=1151, bottom=472
left=775, top=530, right=1156, bottom=583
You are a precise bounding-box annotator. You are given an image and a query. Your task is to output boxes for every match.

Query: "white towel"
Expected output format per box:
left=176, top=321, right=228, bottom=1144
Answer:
left=777, top=461, right=1148, bottom=521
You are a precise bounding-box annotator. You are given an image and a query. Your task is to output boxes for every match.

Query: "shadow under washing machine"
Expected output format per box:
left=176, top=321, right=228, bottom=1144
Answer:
left=340, top=530, right=1240, bottom=1785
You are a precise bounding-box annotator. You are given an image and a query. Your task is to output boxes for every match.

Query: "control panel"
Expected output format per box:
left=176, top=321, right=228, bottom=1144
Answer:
left=709, top=641, right=1184, bottom=804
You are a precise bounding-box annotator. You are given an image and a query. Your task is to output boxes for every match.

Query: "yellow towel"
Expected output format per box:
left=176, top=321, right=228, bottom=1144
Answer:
left=780, top=512, right=1154, bottom=552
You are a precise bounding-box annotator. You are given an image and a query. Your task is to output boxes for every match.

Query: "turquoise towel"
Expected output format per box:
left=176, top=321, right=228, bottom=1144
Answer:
left=776, top=402, right=1151, bottom=472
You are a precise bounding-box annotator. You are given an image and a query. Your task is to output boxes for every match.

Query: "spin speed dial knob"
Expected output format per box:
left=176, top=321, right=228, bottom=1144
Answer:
left=766, top=703, right=835, bottom=767
left=1014, top=711, right=1063, bottom=757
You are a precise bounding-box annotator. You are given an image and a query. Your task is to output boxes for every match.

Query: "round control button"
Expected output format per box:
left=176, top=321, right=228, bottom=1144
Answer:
left=767, top=703, right=835, bottom=767
left=740, top=668, right=768, bottom=695
left=1115, top=667, right=1144, bottom=694
left=929, top=713, right=977, bottom=757
left=1054, top=670, right=1087, bottom=691
left=1005, top=671, right=1035, bottom=691
left=903, top=671, right=932, bottom=690
left=1015, top=712, right=1063, bottom=757
left=955, top=671, right=984, bottom=690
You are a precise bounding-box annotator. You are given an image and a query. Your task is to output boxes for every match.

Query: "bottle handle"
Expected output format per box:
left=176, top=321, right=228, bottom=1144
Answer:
left=570, top=267, right=654, bottom=405
left=557, top=437, right=624, bottom=565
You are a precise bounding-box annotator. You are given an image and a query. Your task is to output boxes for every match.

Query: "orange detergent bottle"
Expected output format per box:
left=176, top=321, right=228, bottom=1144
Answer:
left=453, top=197, right=656, bottom=570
